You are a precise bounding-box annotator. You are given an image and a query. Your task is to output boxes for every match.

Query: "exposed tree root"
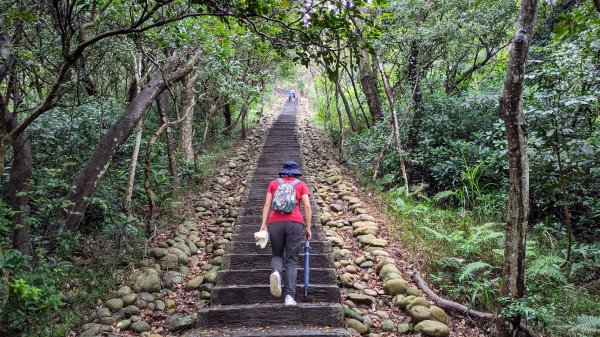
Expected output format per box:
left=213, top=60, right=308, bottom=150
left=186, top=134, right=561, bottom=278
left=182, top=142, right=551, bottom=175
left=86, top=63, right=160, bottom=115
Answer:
left=412, top=272, right=544, bottom=337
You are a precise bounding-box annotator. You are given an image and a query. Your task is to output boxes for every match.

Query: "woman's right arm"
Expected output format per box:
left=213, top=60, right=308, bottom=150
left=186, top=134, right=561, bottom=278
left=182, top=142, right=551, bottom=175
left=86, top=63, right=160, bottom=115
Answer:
left=260, top=192, right=273, bottom=231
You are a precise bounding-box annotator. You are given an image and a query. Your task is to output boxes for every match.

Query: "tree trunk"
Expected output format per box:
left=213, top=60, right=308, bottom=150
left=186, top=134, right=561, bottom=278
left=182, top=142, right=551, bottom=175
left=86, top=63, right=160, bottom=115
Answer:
left=553, top=128, right=572, bottom=267
left=358, top=48, right=383, bottom=123
left=375, top=54, right=410, bottom=194
left=334, top=76, right=344, bottom=160
left=223, top=104, right=232, bottom=130
left=5, top=114, right=33, bottom=255
left=372, top=131, right=394, bottom=183
left=336, top=76, right=358, bottom=132
left=1, top=30, right=32, bottom=255
left=342, top=55, right=370, bottom=128
left=123, top=119, right=144, bottom=214
left=179, top=73, right=198, bottom=162
left=156, top=92, right=179, bottom=186
left=495, top=1, right=538, bottom=336
left=53, top=48, right=201, bottom=234
left=407, top=41, right=424, bottom=150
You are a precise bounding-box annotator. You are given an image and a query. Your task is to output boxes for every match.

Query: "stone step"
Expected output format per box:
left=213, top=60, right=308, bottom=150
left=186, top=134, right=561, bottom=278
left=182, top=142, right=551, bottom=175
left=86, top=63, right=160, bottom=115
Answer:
left=211, top=284, right=341, bottom=305
left=234, top=215, right=322, bottom=227
left=196, top=303, right=345, bottom=329
left=182, top=327, right=350, bottom=337
left=221, top=253, right=333, bottom=270
left=231, top=224, right=324, bottom=235
left=226, top=240, right=330, bottom=253
left=216, top=268, right=336, bottom=285
left=229, top=231, right=327, bottom=243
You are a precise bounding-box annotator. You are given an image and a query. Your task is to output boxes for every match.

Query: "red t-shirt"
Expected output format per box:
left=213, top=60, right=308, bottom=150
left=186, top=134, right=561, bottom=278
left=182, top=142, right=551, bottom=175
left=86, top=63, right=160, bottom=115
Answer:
left=267, top=177, right=310, bottom=225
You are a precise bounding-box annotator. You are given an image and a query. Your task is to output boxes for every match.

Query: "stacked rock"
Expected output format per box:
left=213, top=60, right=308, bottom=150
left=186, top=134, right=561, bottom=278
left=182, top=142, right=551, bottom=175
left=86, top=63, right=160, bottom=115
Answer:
left=77, top=97, right=282, bottom=337
left=295, top=100, right=451, bottom=337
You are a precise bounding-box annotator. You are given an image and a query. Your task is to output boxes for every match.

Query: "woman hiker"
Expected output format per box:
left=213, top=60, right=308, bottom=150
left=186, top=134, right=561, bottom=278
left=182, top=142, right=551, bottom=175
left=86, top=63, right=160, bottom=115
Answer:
left=260, top=161, right=312, bottom=305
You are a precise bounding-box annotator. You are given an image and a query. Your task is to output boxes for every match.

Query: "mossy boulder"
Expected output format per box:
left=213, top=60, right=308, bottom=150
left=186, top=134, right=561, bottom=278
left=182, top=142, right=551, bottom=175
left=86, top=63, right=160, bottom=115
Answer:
left=384, top=278, right=409, bottom=296
left=408, top=305, right=431, bottom=322
left=430, top=306, right=449, bottom=324
left=414, top=320, right=450, bottom=337
left=346, top=318, right=368, bottom=334
left=132, top=268, right=161, bottom=293
left=378, top=264, right=401, bottom=279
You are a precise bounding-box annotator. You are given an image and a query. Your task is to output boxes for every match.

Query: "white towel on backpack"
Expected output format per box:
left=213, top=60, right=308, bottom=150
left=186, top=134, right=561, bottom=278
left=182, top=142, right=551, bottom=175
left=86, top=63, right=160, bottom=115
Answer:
left=254, top=230, right=269, bottom=249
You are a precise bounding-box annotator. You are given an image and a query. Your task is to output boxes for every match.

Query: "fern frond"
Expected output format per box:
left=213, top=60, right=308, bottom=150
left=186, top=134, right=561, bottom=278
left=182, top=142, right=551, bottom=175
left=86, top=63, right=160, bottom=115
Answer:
left=526, top=255, right=567, bottom=283
left=418, top=226, right=451, bottom=242
left=459, top=261, right=492, bottom=281
left=433, top=190, right=456, bottom=202
left=565, top=315, right=600, bottom=336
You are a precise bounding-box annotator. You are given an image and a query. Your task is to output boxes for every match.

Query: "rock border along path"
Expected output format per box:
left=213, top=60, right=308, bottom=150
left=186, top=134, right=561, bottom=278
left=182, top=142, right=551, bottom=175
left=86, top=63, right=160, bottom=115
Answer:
left=296, top=99, right=461, bottom=337
left=182, top=96, right=349, bottom=337
left=77, top=97, right=280, bottom=337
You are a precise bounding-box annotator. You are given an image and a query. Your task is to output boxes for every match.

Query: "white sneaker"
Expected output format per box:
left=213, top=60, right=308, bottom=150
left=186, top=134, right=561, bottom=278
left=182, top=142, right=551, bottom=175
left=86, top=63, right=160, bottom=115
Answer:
left=270, top=271, right=282, bottom=298
left=284, top=295, right=297, bottom=306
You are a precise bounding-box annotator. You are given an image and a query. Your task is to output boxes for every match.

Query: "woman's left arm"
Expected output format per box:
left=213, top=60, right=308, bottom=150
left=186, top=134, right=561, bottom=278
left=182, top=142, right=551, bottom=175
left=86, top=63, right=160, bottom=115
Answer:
left=260, top=193, right=273, bottom=231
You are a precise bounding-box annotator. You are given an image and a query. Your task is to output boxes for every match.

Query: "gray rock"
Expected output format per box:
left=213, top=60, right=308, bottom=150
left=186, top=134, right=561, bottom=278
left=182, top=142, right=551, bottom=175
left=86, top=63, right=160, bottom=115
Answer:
left=330, top=203, right=343, bottom=212
left=430, top=306, right=449, bottom=324
left=414, top=320, right=450, bottom=337
left=130, top=320, right=151, bottom=333
left=378, top=264, right=401, bottom=279
left=132, top=268, right=161, bottom=293
left=397, top=323, right=411, bottom=334
left=360, top=261, right=374, bottom=268
left=382, top=319, right=395, bottom=331
left=105, top=298, right=123, bottom=311
left=122, top=293, right=137, bottom=306
left=357, top=234, right=377, bottom=245
left=204, top=269, right=218, bottom=284
left=374, top=311, right=389, bottom=319
left=134, top=299, right=148, bottom=309
left=116, top=319, right=131, bottom=330
left=165, top=313, right=197, bottom=331
left=160, top=254, right=179, bottom=270
left=347, top=293, right=374, bottom=306
left=139, top=292, right=154, bottom=302
left=408, top=305, right=431, bottom=322
left=155, top=300, right=166, bottom=311
left=347, top=318, right=368, bottom=334
left=384, top=278, right=409, bottom=296
left=353, top=226, right=380, bottom=237
left=173, top=242, right=192, bottom=256
left=186, top=275, right=204, bottom=290
left=148, top=247, right=168, bottom=259
left=123, top=305, right=141, bottom=316
left=406, top=286, right=422, bottom=297
left=115, top=286, right=132, bottom=297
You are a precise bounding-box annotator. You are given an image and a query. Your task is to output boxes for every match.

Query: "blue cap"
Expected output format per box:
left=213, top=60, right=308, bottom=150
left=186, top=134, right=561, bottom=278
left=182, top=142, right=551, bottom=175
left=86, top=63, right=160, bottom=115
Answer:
left=278, top=161, right=302, bottom=176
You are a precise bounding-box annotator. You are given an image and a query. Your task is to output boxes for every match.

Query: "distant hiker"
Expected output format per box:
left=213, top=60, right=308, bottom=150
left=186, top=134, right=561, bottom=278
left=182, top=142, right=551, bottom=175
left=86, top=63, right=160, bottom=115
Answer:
left=288, top=91, right=292, bottom=102
left=260, top=161, right=312, bottom=305
left=291, top=90, right=296, bottom=101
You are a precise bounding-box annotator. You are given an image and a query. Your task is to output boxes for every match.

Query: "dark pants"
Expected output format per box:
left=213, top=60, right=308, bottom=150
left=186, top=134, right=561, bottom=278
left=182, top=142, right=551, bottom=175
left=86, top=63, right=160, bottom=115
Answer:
left=268, top=221, right=303, bottom=297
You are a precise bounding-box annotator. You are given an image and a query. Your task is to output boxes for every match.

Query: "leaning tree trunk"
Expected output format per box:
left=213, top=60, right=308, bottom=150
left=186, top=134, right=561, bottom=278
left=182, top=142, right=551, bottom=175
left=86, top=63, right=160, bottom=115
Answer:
left=375, top=54, right=410, bottom=194
left=358, top=48, right=383, bottom=123
left=53, top=48, right=202, bottom=234
left=179, top=73, right=198, bottom=162
left=496, top=0, right=538, bottom=336
left=157, top=92, right=179, bottom=186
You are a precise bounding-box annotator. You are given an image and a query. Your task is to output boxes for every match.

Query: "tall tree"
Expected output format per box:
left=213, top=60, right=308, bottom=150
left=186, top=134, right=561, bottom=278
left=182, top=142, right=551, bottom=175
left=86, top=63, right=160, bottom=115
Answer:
left=179, top=73, right=199, bottom=162
left=357, top=48, right=383, bottom=123
left=496, top=0, right=538, bottom=335
left=54, top=48, right=202, bottom=234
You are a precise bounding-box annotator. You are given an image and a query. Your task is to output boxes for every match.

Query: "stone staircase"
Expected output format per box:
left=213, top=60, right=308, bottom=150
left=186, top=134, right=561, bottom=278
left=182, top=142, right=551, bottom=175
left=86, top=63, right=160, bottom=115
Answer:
left=182, top=99, right=349, bottom=337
